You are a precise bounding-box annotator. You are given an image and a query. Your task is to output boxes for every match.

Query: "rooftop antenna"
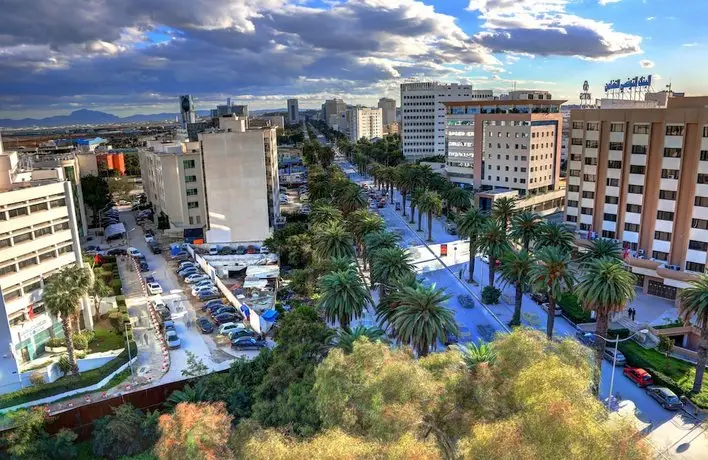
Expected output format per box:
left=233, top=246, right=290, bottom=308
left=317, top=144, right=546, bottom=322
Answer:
left=580, top=80, right=592, bottom=109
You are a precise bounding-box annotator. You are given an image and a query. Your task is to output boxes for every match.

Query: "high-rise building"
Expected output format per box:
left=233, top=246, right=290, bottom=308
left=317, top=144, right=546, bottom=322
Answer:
left=565, top=95, right=708, bottom=299
left=349, top=107, right=383, bottom=142
left=378, top=97, right=396, bottom=126
left=216, top=104, right=248, bottom=118
left=400, top=82, right=493, bottom=159
left=179, top=95, right=197, bottom=129
left=287, top=99, right=299, bottom=124
left=322, top=99, right=347, bottom=127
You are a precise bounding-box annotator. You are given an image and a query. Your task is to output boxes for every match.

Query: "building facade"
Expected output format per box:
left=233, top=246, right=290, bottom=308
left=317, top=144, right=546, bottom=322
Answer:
left=401, top=82, right=493, bottom=159
left=322, top=99, right=347, bottom=127
left=179, top=95, right=197, bottom=129
left=349, top=107, right=383, bottom=142
left=378, top=97, right=396, bottom=126
left=565, top=96, right=708, bottom=298
left=287, top=99, right=299, bottom=124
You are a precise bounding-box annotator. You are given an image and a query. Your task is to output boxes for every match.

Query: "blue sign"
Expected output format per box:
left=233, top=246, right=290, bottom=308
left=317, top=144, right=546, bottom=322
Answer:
left=605, top=75, right=652, bottom=92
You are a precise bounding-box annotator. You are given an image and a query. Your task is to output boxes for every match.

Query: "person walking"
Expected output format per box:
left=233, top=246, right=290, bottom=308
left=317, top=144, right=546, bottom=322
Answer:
left=632, top=308, right=637, bottom=322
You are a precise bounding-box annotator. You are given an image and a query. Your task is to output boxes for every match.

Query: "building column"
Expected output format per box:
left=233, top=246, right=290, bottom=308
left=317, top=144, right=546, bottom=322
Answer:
left=670, top=123, right=700, bottom=268
left=638, top=122, right=664, bottom=253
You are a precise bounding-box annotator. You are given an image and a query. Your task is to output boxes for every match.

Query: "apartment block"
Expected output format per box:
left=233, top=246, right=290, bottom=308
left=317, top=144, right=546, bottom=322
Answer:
left=565, top=96, right=708, bottom=299
left=349, top=107, right=383, bottom=142
left=322, top=99, right=347, bottom=127
left=400, top=82, right=493, bottom=158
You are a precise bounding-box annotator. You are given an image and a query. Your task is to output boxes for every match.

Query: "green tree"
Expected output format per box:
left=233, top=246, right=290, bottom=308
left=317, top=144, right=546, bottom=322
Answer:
left=88, top=270, right=112, bottom=321
left=491, top=196, right=517, bottom=230
left=579, top=238, right=623, bottom=264
left=92, top=404, right=159, bottom=459
left=336, top=326, right=388, bottom=354
left=181, top=350, right=210, bottom=378
left=499, top=250, right=534, bottom=327
left=80, top=175, right=110, bottom=226
left=318, top=269, right=372, bottom=329
left=509, top=211, right=541, bottom=251
left=364, top=231, right=401, bottom=268
left=530, top=246, right=576, bottom=340
left=370, top=247, right=414, bottom=296
left=417, top=190, right=443, bottom=242
left=313, top=221, right=354, bottom=260
left=2, top=407, right=52, bottom=459
left=346, top=209, right=385, bottom=268
left=657, top=336, right=675, bottom=370
left=411, top=187, right=425, bottom=228
left=395, top=164, right=415, bottom=217
left=457, top=208, right=487, bottom=284
left=310, top=203, right=343, bottom=227
left=535, top=221, right=575, bottom=254
left=155, top=402, right=233, bottom=460
left=575, top=258, right=636, bottom=392
left=123, top=152, right=141, bottom=176
left=444, top=187, right=472, bottom=214
left=335, top=183, right=368, bottom=214
left=107, top=176, right=133, bottom=200
left=43, top=265, right=91, bottom=375
left=677, top=274, right=708, bottom=393
left=456, top=339, right=496, bottom=371
left=477, top=221, right=510, bottom=288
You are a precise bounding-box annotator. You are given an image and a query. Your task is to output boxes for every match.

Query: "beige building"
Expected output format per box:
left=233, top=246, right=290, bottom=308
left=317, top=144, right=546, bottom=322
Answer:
left=322, top=99, right=347, bottom=127
left=565, top=96, right=708, bottom=299
left=378, top=97, right=396, bottom=126
left=349, top=107, right=383, bottom=142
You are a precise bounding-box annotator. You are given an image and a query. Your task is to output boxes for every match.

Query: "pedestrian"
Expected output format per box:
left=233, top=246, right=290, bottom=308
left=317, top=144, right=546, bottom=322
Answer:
left=143, top=332, right=149, bottom=346
left=632, top=308, right=637, bottom=321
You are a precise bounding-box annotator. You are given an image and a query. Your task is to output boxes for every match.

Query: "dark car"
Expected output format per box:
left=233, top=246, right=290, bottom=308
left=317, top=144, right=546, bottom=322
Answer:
left=234, top=245, right=247, bottom=255
left=213, top=313, right=238, bottom=324
left=198, top=292, right=221, bottom=301
left=231, top=337, right=267, bottom=350
left=212, top=306, right=237, bottom=317
left=228, top=329, right=257, bottom=340
left=145, top=275, right=156, bottom=284
left=646, top=386, right=683, bottom=410
left=156, top=307, right=171, bottom=321
left=197, top=317, right=214, bottom=334
left=531, top=293, right=548, bottom=305
left=202, top=300, right=226, bottom=311
left=444, top=326, right=472, bottom=346
left=106, top=248, right=127, bottom=256
left=148, top=242, right=162, bottom=254
left=139, top=261, right=149, bottom=272
left=576, top=331, right=596, bottom=346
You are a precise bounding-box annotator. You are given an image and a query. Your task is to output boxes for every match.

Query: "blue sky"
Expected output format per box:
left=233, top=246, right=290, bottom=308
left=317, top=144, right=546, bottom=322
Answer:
left=0, top=0, right=705, bottom=118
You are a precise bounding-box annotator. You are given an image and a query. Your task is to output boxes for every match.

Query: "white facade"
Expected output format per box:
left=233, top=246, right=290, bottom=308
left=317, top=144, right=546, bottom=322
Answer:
left=349, top=107, right=383, bottom=142
left=401, top=82, right=493, bottom=158
left=378, top=97, right=396, bottom=126
left=287, top=99, right=299, bottom=124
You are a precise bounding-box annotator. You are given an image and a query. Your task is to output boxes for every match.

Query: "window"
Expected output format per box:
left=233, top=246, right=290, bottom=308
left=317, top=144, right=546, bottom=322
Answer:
left=188, top=216, right=194, bottom=225
left=187, top=201, right=199, bottom=209
left=29, top=202, right=48, bottom=213
left=664, top=148, right=682, bottom=158
left=586, top=122, right=599, bottom=131
left=605, top=196, right=619, bottom=204
left=34, top=226, right=52, bottom=238
left=606, top=178, right=619, bottom=187
left=18, top=257, right=37, bottom=269
left=3, top=289, right=20, bottom=303
left=585, top=140, right=599, bottom=148
left=195, top=215, right=201, bottom=224
left=633, top=124, right=650, bottom=134
left=625, top=223, right=640, bottom=232
left=602, top=230, right=616, bottom=239
left=657, top=210, right=674, bottom=221
left=695, top=196, right=708, bottom=207
left=688, top=240, right=708, bottom=251
left=582, top=191, right=595, bottom=199
left=572, top=122, right=583, bottom=129
left=628, top=185, right=644, bottom=194
left=583, top=174, right=596, bottom=182
left=570, top=154, right=581, bottom=161
left=661, top=169, right=679, bottom=179
left=630, top=165, right=646, bottom=174
left=186, top=188, right=198, bottom=197
left=659, top=190, right=677, bottom=200
left=654, top=231, right=671, bottom=241
left=609, top=142, right=624, bottom=151
left=567, top=215, right=578, bottom=223
left=23, top=280, right=41, bottom=293
left=183, top=160, right=196, bottom=169
left=569, top=170, right=580, bottom=177
left=703, top=127, right=708, bottom=138
left=693, top=219, right=708, bottom=230
left=58, top=244, right=74, bottom=255
left=702, top=151, right=708, bottom=161
left=603, top=213, right=617, bottom=222
left=584, top=157, right=598, bottom=165
left=608, top=160, right=622, bottom=169
left=0, top=238, right=9, bottom=248
left=184, top=175, right=197, bottom=183
left=686, top=262, right=706, bottom=273
left=0, top=264, right=17, bottom=277
left=39, top=251, right=56, bottom=262
left=698, top=174, right=708, bottom=185
left=631, top=145, right=647, bottom=155
left=581, top=207, right=593, bottom=215
left=652, top=251, right=669, bottom=261
left=8, top=207, right=28, bottom=218
left=569, top=185, right=580, bottom=192
left=49, top=198, right=66, bottom=208
left=13, top=232, right=32, bottom=244
left=521, top=167, right=528, bottom=172
left=626, top=204, right=642, bottom=213
left=579, top=223, right=591, bottom=231
left=571, top=138, right=583, bottom=146
left=610, top=123, right=624, bottom=132
left=665, top=125, right=684, bottom=136
left=567, top=200, right=579, bottom=207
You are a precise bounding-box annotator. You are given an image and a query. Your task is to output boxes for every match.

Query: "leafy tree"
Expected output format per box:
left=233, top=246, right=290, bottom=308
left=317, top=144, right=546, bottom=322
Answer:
left=417, top=190, right=443, bottom=242
left=345, top=209, right=385, bottom=268
left=92, top=404, right=159, bottom=459
left=509, top=211, right=541, bottom=251
left=657, top=336, right=675, bottom=370
left=370, top=247, right=414, bottom=296
left=444, top=187, right=472, bottom=214
left=457, top=208, right=487, bottom=284
left=123, top=152, right=141, bottom=176
left=410, top=187, right=425, bottom=228
left=181, top=350, right=209, bottom=378
left=477, top=221, right=510, bottom=288
left=535, top=222, right=575, bottom=254
left=310, top=203, right=342, bottom=227
left=107, top=176, right=133, bottom=200
left=575, top=258, right=636, bottom=393
left=579, top=238, right=623, bottom=264
left=88, top=271, right=112, bottom=321
left=318, top=269, right=371, bottom=329
left=491, top=196, right=516, bottom=230
left=165, top=383, right=209, bottom=409
left=2, top=407, right=60, bottom=459
left=336, top=326, right=388, bottom=354
left=530, top=246, right=576, bottom=340
left=335, top=183, right=368, bottom=214
left=313, top=221, right=354, bottom=260
left=43, top=265, right=91, bottom=375
left=155, top=402, right=233, bottom=460
left=395, top=164, right=415, bottom=216
left=677, top=274, right=708, bottom=393
left=80, top=175, right=110, bottom=226
left=499, top=250, right=534, bottom=326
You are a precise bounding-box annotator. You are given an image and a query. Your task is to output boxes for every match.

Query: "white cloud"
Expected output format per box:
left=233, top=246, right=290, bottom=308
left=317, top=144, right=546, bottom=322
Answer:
left=682, top=42, right=699, bottom=47
left=639, top=59, right=654, bottom=68
left=646, top=16, right=655, bottom=21
left=598, top=0, right=622, bottom=5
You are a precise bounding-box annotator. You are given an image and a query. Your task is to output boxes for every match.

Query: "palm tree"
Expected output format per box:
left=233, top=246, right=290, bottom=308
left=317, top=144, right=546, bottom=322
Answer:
left=370, top=247, right=414, bottom=296
left=579, top=238, right=623, bottom=264
left=417, top=190, right=443, bottom=242
left=444, top=187, right=472, bottom=214
left=575, top=258, right=636, bottom=393
left=88, top=272, right=112, bottom=321
left=310, top=203, right=343, bottom=227
left=477, top=221, right=510, bottom=287
left=530, top=246, right=576, bottom=340
left=336, top=325, right=388, bottom=354
left=364, top=231, right=401, bottom=267
left=318, top=269, right=372, bottom=330
left=335, top=183, right=368, bottom=215
left=410, top=187, right=424, bottom=226
left=510, top=211, right=541, bottom=251
left=677, top=275, right=708, bottom=393
left=499, top=250, right=534, bottom=327
left=379, top=166, right=397, bottom=203
left=43, top=265, right=91, bottom=375
left=492, top=196, right=517, bottom=230
left=395, top=164, right=412, bottom=217
left=535, top=221, right=575, bottom=254
left=313, top=221, right=354, bottom=260
left=388, top=283, right=457, bottom=357
left=457, top=208, right=487, bottom=284
left=346, top=210, right=385, bottom=268
left=456, top=339, right=496, bottom=371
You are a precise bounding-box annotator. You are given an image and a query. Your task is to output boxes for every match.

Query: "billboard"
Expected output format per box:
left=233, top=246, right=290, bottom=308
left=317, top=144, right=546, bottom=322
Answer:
left=605, top=75, right=652, bottom=92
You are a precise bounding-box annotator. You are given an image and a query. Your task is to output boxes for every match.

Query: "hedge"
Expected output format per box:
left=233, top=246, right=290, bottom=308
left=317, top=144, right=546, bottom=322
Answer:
left=0, top=342, right=136, bottom=409
left=557, top=293, right=593, bottom=324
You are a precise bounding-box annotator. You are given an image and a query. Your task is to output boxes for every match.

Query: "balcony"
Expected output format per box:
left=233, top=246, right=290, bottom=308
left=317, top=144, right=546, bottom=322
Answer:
left=627, top=255, right=661, bottom=271
left=656, top=264, right=699, bottom=285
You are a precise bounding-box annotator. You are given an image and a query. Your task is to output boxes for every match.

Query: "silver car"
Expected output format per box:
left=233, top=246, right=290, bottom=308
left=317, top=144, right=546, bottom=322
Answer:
left=603, top=347, right=626, bottom=366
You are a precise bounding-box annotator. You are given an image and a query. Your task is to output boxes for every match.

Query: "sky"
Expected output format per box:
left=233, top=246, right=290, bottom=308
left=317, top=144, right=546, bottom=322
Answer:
left=0, top=0, right=706, bottom=119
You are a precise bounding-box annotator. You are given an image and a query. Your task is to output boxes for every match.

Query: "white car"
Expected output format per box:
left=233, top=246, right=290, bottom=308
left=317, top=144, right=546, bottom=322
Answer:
left=150, top=299, right=167, bottom=310
left=192, top=283, right=215, bottom=296
left=166, top=330, right=181, bottom=349
left=218, top=322, right=247, bottom=335
left=260, top=245, right=270, bottom=254
left=185, top=273, right=210, bottom=284
left=208, top=246, right=219, bottom=255
left=128, top=247, right=142, bottom=258
left=147, top=282, right=163, bottom=295
left=144, top=235, right=154, bottom=243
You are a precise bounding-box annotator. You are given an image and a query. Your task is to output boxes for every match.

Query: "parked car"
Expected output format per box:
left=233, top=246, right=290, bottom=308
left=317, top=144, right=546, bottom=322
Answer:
left=212, top=306, right=237, bottom=317
left=531, top=293, right=548, bottom=305
left=83, top=245, right=104, bottom=255
left=231, top=337, right=266, bottom=350
left=162, top=320, right=176, bottom=332
left=218, top=322, right=247, bottom=335
left=219, top=246, right=234, bottom=255
left=192, top=283, right=215, bottom=296
left=247, top=245, right=258, bottom=254
left=623, top=367, right=654, bottom=387
left=202, top=299, right=226, bottom=311
left=106, top=248, right=127, bottom=256
left=197, top=317, right=214, bottom=334
left=145, top=275, right=156, bottom=284
left=208, top=246, right=219, bottom=256
left=147, top=282, right=163, bottom=295
left=178, top=267, right=199, bottom=277
left=444, top=326, right=472, bottom=346
left=139, top=261, right=150, bottom=272
left=171, top=250, right=189, bottom=260
left=192, top=279, right=214, bottom=289
left=194, top=287, right=218, bottom=299
left=227, top=328, right=257, bottom=340
left=148, top=241, right=162, bottom=254
left=157, top=308, right=171, bottom=321
left=213, top=313, right=239, bottom=325
left=603, top=347, right=627, bottom=366
left=185, top=273, right=210, bottom=284
left=377, top=199, right=385, bottom=208
left=178, top=261, right=197, bottom=270
left=166, top=330, right=181, bottom=349
left=234, top=245, right=247, bottom=255
left=150, top=299, right=167, bottom=310
left=445, top=222, right=457, bottom=235
left=541, top=302, right=562, bottom=317
left=575, top=331, right=596, bottom=346
left=646, top=386, right=683, bottom=410
left=260, top=245, right=270, bottom=254
left=198, top=291, right=221, bottom=301
left=128, top=247, right=142, bottom=258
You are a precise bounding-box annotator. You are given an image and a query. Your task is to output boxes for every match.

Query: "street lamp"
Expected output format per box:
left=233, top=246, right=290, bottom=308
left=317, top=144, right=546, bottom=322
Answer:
left=124, top=322, right=135, bottom=385
left=591, top=328, right=649, bottom=408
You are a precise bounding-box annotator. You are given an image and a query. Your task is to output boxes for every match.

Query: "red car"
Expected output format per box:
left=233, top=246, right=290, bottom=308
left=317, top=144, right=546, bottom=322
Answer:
left=623, top=366, right=654, bottom=387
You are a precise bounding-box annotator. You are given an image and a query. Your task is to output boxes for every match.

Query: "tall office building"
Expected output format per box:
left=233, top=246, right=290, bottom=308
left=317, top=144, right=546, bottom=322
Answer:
left=378, top=97, right=396, bottom=126
left=179, top=95, right=197, bottom=129
left=349, top=107, right=383, bottom=142
left=287, top=99, right=299, bottom=124
left=400, top=82, right=493, bottom=159
left=565, top=95, right=708, bottom=299
left=322, top=99, right=347, bottom=127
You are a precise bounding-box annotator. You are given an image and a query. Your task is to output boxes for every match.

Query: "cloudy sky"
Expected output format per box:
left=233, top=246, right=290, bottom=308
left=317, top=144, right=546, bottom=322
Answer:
left=0, top=0, right=705, bottom=118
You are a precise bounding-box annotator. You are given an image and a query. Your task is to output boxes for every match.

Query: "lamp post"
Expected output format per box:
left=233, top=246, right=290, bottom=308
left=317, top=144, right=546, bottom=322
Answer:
left=591, top=328, right=648, bottom=408
left=124, top=322, right=135, bottom=385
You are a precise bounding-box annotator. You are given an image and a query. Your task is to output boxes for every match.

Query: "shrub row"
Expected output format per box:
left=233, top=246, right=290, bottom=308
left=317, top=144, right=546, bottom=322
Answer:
left=557, top=293, right=593, bottom=324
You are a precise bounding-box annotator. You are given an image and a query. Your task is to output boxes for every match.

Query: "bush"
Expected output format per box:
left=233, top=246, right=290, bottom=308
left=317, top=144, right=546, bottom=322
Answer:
left=481, top=286, right=501, bottom=305
left=29, top=373, right=45, bottom=386
left=110, top=279, right=122, bottom=295
left=46, top=338, right=65, bottom=348
left=92, top=404, right=159, bottom=459
left=115, top=295, right=126, bottom=306
left=558, top=293, right=593, bottom=324
left=72, top=334, right=89, bottom=351
left=108, top=311, right=122, bottom=333
left=57, top=355, right=72, bottom=376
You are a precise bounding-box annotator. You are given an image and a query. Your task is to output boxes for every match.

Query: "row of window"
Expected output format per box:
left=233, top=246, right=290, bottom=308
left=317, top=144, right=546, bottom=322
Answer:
left=486, top=176, right=526, bottom=184
left=1, top=244, right=75, bottom=302
left=0, top=221, right=70, bottom=250
left=0, top=198, right=66, bottom=221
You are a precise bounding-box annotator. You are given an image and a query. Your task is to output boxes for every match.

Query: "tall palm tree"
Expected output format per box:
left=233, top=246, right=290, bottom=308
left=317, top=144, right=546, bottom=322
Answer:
left=370, top=247, right=414, bottom=296
left=395, top=164, right=414, bottom=217
left=477, top=221, right=510, bottom=287
left=575, top=258, right=636, bottom=393
left=313, top=221, right=354, bottom=260
left=499, top=250, right=534, bottom=327
left=677, top=275, right=708, bottom=393
left=335, top=183, right=368, bottom=215
left=336, top=325, right=388, bottom=354
left=388, top=283, right=457, bottom=357
left=492, top=196, right=517, bottom=230
left=310, top=203, right=342, bottom=227
left=375, top=272, right=419, bottom=328
left=444, top=187, right=472, bottom=214
left=457, top=208, right=487, bottom=284
left=455, top=339, right=496, bottom=371
left=43, top=265, right=91, bottom=375
left=530, top=246, right=576, bottom=340
left=417, top=190, right=443, bottom=242
left=380, top=166, right=397, bottom=204
left=364, top=231, right=401, bottom=267
left=318, top=269, right=372, bottom=330
left=346, top=210, right=385, bottom=268
left=509, top=211, right=541, bottom=251
left=410, top=187, right=424, bottom=226
left=579, top=238, right=623, bottom=265
left=535, top=222, right=575, bottom=254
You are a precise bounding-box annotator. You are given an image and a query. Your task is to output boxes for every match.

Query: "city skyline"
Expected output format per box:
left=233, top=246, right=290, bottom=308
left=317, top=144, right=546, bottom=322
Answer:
left=1, top=0, right=706, bottom=119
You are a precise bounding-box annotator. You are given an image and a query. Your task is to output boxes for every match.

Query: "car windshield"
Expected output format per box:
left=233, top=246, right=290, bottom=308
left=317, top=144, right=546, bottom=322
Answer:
left=642, top=375, right=652, bottom=381
left=666, top=395, right=680, bottom=403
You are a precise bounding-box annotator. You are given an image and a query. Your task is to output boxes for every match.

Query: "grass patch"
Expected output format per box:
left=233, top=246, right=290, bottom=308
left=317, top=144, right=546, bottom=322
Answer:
left=557, top=293, right=593, bottom=324
left=618, top=341, right=708, bottom=408
left=89, top=327, right=127, bottom=353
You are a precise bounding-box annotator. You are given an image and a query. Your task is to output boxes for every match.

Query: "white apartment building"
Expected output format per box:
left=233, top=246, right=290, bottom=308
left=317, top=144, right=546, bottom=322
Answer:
left=0, top=148, right=88, bottom=393
left=349, top=107, right=383, bottom=142
left=401, top=82, right=493, bottom=159
left=287, top=99, right=299, bottom=124
left=378, top=97, right=396, bottom=126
